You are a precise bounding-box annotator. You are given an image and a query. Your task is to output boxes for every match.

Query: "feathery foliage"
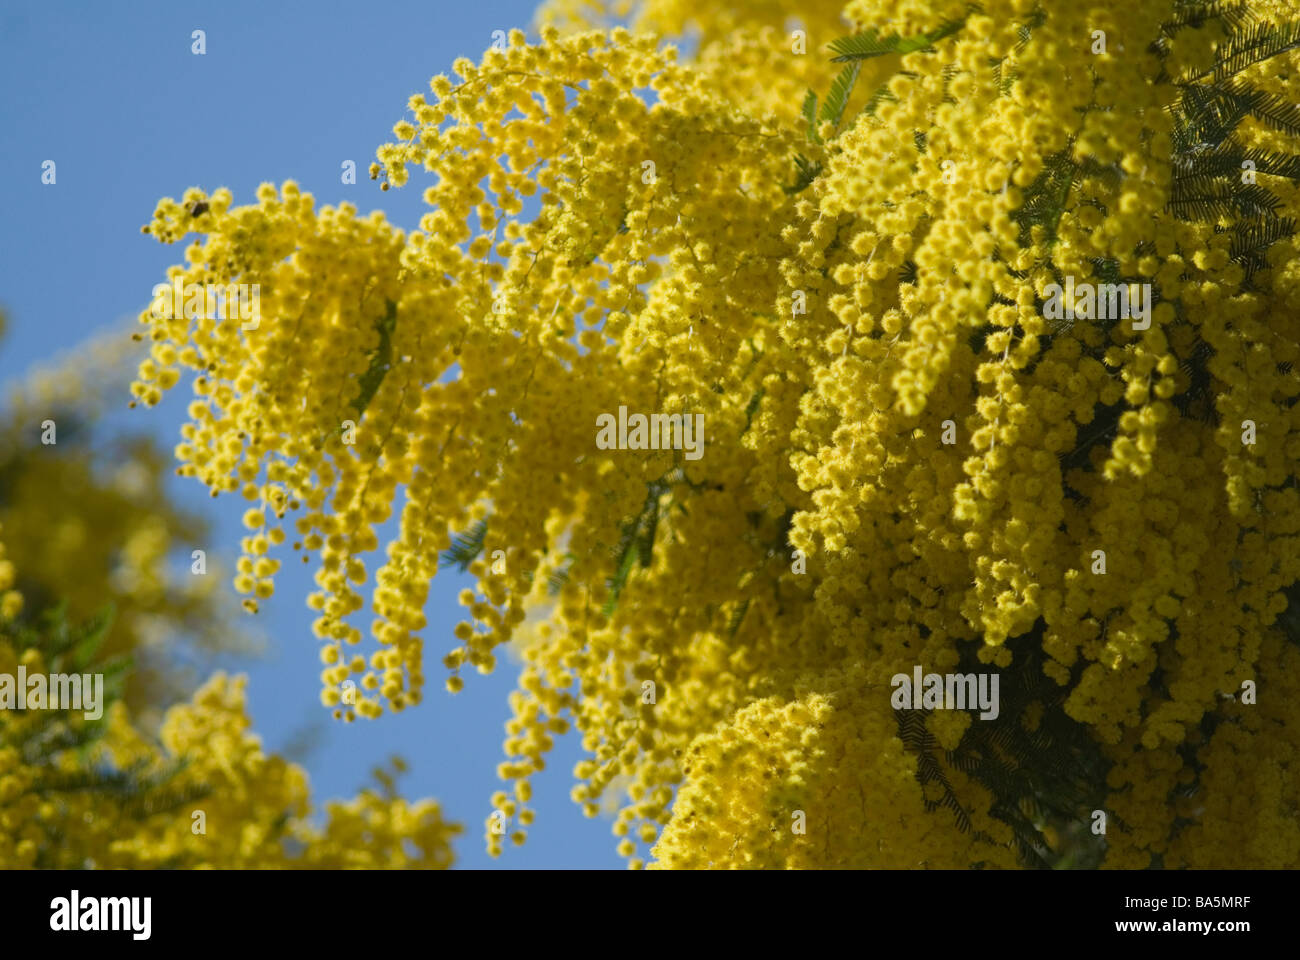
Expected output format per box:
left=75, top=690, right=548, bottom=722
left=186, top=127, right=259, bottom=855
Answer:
left=828, top=19, right=965, bottom=62
left=440, top=519, right=490, bottom=572
left=351, top=298, right=399, bottom=419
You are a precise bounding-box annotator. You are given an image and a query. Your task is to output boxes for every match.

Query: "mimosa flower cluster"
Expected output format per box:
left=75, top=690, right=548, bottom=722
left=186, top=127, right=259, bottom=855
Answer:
left=134, top=0, right=1300, bottom=868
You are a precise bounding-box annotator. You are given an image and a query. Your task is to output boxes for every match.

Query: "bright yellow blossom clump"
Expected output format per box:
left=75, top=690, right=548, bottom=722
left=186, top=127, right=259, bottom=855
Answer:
left=135, top=2, right=1300, bottom=868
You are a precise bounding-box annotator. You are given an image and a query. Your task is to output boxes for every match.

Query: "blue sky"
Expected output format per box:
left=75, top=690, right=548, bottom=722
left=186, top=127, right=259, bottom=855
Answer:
left=0, top=0, right=624, bottom=868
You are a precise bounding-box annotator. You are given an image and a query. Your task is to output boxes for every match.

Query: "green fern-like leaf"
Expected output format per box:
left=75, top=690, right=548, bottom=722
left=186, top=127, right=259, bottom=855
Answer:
left=800, top=89, right=819, bottom=143
left=1202, top=20, right=1300, bottom=83
left=602, top=481, right=667, bottom=615
left=1221, top=81, right=1300, bottom=138
left=819, top=61, right=862, bottom=131
left=1167, top=175, right=1280, bottom=219
left=1161, top=1, right=1251, bottom=37
left=1015, top=7, right=1048, bottom=50
left=67, top=605, right=114, bottom=671
left=1229, top=216, right=1297, bottom=279
left=724, top=598, right=751, bottom=641
left=897, top=626, right=1113, bottom=868
left=350, top=298, right=398, bottom=419
left=1011, top=145, right=1081, bottom=246
left=829, top=19, right=964, bottom=62
left=783, top=154, right=823, bottom=196
left=440, top=519, right=489, bottom=572
left=546, top=556, right=574, bottom=596
left=604, top=537, right=641, bottom=616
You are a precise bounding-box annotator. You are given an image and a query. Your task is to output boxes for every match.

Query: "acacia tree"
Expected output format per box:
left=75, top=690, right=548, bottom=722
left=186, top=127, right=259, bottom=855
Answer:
left=133, top=0, right=1300, bottom=868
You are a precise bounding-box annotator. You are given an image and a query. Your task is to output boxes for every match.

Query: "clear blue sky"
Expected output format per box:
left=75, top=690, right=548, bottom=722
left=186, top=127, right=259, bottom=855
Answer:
left=0, top=0, right=624, bottom=868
